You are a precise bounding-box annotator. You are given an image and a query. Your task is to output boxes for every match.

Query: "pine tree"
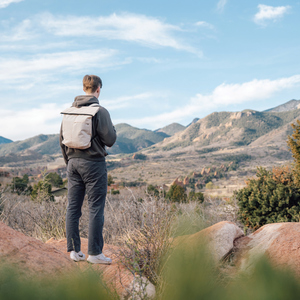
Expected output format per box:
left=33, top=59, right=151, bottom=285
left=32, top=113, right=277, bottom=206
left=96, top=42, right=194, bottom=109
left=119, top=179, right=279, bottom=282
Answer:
left=236, top=166, right=300, bottom=230
left=287, top=119, right=300, bottom=184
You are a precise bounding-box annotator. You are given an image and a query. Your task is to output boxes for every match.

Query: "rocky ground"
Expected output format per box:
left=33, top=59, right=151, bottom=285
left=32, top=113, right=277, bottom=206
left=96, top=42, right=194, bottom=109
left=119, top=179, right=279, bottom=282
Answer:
left=2, top=220, right=300, bottom=298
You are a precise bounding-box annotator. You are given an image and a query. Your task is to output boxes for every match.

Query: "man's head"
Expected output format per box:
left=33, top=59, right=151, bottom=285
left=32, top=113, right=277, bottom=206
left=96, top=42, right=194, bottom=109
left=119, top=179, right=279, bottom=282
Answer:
left=83, top=75, right=102, bottom=97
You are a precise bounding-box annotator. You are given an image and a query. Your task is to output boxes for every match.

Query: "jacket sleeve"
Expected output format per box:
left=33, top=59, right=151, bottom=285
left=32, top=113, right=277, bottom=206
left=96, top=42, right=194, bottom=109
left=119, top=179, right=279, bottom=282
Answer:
left=59, top=124, right=68, bottom=165
left=96, top=107, right=117, bottom=147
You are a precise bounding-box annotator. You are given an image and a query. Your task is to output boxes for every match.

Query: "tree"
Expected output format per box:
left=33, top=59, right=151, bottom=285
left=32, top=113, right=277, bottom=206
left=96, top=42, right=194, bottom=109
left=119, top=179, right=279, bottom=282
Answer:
left=166, top=184, right=187, bottom=203
left=236, top=166, right=300, bottom=230
left=45, top=172, right=63, bottom=188
left=287, top=119, right=300, bottom=184
left=147, top=184, right=159, bottom=197
left=107, top=174, right=114, bottom=186
left=188, top=191, right=204, bottom=203
left=11, top=174, right=32, bottom=195
left=205, top=182, right=214, bottom=189
left=31, top=180, right=54, bottom=202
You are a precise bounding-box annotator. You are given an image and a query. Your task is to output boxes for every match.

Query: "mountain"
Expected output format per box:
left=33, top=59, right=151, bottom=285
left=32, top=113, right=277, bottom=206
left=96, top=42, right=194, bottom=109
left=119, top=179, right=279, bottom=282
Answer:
left=264, top=99, right=300, bottom=112
left=150, top=109, right=300, bottom=151
left=107, top=123, right=169, bottom=154
left=0, top=124, right=172, bottom=158
left=1, top=99, right=300, bottom=161
left=187, top=118, right=200, bottom=127
left=0, top=134, right=61, bottom=156
left=155, top=123, right=186, bottom=136
left=0, top=136, right=13, bottom=145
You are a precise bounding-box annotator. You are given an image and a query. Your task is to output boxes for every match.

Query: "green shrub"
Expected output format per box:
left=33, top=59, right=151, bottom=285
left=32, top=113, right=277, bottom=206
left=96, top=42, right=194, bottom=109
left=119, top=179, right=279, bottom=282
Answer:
left=188, top=191, right=204, bottom=203
left=31, top=180, right=54, bottom=202
left=287, top=119, right=300, bottom=184
left=45, top=172, right=63, bottom=188
left=10, top=175, right=32, bottom=195
left=205, top=182, right=218, bottom=189
left=107, top=174, right=114, bottom=186
left=236, top=166, right=300, bottom=230
left=166, top=184, right=187, bottom=203
left=111, top=189, right=120, bottom=195
left=132, top=153, right=147, bottom=160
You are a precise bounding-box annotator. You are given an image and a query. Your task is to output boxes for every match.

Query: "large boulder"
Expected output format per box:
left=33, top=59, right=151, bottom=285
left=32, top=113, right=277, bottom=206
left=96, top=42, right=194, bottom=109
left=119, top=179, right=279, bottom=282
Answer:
left=235, top=222, right=300, bottom=276
left=174, top=221, right=244, bottom=261
left=0, top=221, right=73, bottom=274
left=0, top=222, right=155, bottom=299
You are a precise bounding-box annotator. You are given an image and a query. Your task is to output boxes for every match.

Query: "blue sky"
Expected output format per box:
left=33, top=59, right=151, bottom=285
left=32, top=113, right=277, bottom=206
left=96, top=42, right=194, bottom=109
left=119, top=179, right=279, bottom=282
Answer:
left=0, top=0, right=300, bottom=140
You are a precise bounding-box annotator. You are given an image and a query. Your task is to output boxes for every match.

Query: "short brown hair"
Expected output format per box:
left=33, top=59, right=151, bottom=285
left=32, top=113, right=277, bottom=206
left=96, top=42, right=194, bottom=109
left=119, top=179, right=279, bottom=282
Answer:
left=83, top=75, right=102, bottom=93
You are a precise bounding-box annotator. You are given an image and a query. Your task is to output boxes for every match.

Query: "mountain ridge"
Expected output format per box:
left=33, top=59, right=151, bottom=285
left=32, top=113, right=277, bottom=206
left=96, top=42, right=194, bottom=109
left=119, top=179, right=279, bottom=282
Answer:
left=0, top=99, right=299, bottom=161
left=0, top=136, right=13, bottom=145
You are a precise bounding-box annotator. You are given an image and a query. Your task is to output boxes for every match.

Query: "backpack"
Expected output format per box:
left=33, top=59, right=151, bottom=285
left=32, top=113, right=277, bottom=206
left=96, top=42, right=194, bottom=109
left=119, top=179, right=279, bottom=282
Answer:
left=61, top=104, right=100, bottom=149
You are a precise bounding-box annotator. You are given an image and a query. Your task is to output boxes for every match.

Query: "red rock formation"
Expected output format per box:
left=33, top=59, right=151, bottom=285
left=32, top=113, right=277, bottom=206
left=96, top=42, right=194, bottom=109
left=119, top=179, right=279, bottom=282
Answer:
left=0, top=222, right=73, bottom=274
left=235, top=222, right=300, bottom=276
left=0, top=222, right=155, bottom=298
left=174, top=221, right=244, bottom=261
left=172, top=177, right=184, bottom=188
left=183, top=176, right=189, bottom=186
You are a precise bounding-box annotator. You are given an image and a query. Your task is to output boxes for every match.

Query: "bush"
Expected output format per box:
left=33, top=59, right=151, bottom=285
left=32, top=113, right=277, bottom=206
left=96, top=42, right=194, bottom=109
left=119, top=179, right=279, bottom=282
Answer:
left=147, top=184, right=159, bottom=197
left=188, top=191, right=204, bottom=203
left=31, top=180, right=54, bottom=202
left=10, top=175, right=32, bottom=195
left=45, top=172, right=63, bottom=188
left=132, top=153, right=147, bottom=160
left=235, top=166, right=300, bottom=230
left=287, top=119, right=300, bottom=184
left=107, top=174, right=114, bottom=186
left=111, top=189, right=120, bottom=195
left=166, top=184, right=187, bottom=203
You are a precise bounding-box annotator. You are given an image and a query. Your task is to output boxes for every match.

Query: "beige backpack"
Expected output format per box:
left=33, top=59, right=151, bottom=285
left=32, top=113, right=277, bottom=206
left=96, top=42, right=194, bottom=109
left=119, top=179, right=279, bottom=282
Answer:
left=61, top=104, right=100, bottom=149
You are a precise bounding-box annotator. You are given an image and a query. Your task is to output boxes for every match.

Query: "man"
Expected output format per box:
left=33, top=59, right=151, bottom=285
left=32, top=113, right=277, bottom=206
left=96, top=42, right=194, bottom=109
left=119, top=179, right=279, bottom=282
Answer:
left=60, top=75, right=116, bottom=264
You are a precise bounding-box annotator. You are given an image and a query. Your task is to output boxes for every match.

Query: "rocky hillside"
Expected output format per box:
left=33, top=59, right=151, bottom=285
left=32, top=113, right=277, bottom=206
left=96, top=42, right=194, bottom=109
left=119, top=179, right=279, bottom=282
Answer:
left=265, top=99, right=300, bottom=112
left=0, top=134, right=60, bottom=156
left=154, top=122, right=186, bottom=136
left=150, top=109, right=300, bottom=151
left=0, top=123, right=174, bottom=158
left=107, top=123, right=170, bottom=154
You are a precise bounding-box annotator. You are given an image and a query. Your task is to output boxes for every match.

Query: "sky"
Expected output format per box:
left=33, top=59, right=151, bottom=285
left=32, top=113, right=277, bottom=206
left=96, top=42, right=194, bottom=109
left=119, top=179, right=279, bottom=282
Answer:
left=0, top=0, right=300, bottom=141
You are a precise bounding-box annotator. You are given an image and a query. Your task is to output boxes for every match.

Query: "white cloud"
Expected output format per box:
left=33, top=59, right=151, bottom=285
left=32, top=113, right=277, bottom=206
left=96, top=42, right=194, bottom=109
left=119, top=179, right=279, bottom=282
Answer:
left=254, top=4, right=290, bottom=24
left=217, top=0, right=227, bottom=12
left=101, top=93, right=152, bottom=111
left=39, top=12, right=200, bottom=55
left=0, top=0, right=23, bottom=9
left=0, top=49, right=124, bottom=82
left=4, top=76, right=300, bottom=140
left=0, top=103, right=69, bottom=140
left=0, top=19, right=37, bottom=41
left=195, top=21, right=214, bottom=30
left=1, top=93, right=153, bottom=140
left=129, top=75, right=300, bottom=128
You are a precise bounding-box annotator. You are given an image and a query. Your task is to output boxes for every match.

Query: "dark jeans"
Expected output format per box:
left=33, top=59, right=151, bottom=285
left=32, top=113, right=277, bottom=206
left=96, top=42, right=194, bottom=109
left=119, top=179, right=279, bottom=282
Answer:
left=66, top=157, right=107, bottom=255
